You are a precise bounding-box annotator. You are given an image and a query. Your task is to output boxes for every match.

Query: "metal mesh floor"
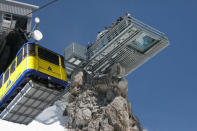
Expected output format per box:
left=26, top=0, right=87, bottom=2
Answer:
left=35, top=84, right=71, bottom=125
left=0, top=80, right=62, bottom=125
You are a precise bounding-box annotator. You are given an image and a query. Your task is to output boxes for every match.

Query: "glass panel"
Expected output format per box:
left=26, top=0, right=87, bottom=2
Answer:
left=61, top=56, right=65, bottom=68
left=4, top=70, right=9, bottom=83
left=129, top=33, right=156, bottom=52
left=0, top=76, right=2, bottom=88
left=10, top=61, right=16, bottom=74
left=17, top=50, right=23, bottom=66
left=38, top=47, right=59, bottom=65
left=24, top=44, right=27, bottom=58
left=24, top=44, right=36, bottom=57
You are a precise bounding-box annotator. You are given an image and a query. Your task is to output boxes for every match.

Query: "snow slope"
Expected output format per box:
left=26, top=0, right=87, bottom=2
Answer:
left=0, top=120, right=66, bottom=131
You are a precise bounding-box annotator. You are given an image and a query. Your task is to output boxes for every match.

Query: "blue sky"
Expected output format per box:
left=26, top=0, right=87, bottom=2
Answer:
left=14, top=0, right=197, bottom=130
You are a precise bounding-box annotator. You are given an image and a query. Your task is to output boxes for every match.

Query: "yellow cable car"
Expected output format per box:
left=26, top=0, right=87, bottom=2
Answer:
left=0, top=42, right=68, bottom=112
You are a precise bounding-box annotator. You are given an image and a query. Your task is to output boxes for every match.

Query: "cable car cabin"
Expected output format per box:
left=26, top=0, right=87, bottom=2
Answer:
left=0, top=42, right=68, bottom=124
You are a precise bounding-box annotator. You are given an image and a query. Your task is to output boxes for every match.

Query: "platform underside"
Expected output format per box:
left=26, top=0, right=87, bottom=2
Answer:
left=0, top=80, right=63, bottom=125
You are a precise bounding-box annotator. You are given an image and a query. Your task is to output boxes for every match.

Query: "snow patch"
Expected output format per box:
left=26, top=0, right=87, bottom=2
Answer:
left=0, top=120, right=67, bottom=131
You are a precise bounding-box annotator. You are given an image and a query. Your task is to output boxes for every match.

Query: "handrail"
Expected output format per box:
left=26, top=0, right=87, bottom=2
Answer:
left=131, top=18, right=167, bottom=40
left=132, top=17, right=164, bottom=35
left=87, top=17, right=129, bottom=58
left=87, top=16, right=168, bottom=58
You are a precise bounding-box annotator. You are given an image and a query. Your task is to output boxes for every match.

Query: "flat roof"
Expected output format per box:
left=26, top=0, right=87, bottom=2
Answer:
left=3, top=0, right=39, bottom=10
left=0, top=0, right=39, bottom=17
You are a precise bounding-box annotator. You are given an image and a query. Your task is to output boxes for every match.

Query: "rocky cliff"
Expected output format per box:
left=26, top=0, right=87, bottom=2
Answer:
left=64, top=70, right=142, bottom=131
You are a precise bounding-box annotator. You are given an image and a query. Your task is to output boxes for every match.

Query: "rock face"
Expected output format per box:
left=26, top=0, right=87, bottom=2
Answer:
left=64, top=70, right=142, bottom=131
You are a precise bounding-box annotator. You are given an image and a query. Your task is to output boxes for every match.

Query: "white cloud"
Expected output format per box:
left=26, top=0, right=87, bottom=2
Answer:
left=143, top=129, right=148, bottom=131
left=0, top=120, right=66, bottom=131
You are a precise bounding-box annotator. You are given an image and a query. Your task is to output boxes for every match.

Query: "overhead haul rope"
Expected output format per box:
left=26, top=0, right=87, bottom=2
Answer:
left=8, top=0, right=59, bottom=32
left=26, top=0, right=59, bottom=16
left=20, top=0, right=59, bottom=40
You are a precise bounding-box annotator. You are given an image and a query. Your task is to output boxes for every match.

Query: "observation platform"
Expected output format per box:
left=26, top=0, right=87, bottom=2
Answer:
left=83, top=15, right=169, bottom=76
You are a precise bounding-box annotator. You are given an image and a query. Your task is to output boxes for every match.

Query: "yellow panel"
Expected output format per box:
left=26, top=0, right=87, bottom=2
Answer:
left=59, top=57, right=67, bottom=82
left=8, top=61, right=17, bottom=94
left=27, top=56, right=36, bottom=70
left=38, top=58, right=61, bottom=79
left=2, top=70, right=9, bottom=100
left=0, top=44, right=68, bottom=103
left=0, top=78, right=3, bottom=100
left=61, top=68, right=67, bottom=81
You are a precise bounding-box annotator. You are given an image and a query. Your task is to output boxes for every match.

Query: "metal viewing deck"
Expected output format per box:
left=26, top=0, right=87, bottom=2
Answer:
left=84, top=16, right=169, bottom=76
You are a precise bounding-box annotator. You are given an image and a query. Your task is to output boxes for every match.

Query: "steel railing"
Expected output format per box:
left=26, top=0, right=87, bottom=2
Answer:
left=86, top=16, right=168, bottom=59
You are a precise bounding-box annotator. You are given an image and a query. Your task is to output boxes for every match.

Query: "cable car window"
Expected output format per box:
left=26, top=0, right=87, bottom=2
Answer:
left=61, top=56, right=65, bottom=68
left=24, top=44, right=27, bottom=57
left=0, top=76, right=2, bottom=88
left=4, top=70, right=9, bottom=83
left=38, top=47, right=59, bottom=65
left=10, top=61, right=16, bottom=74
left=17, top=50, right=23, bottom=66
left=24, top=44, right=36, bottom=57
